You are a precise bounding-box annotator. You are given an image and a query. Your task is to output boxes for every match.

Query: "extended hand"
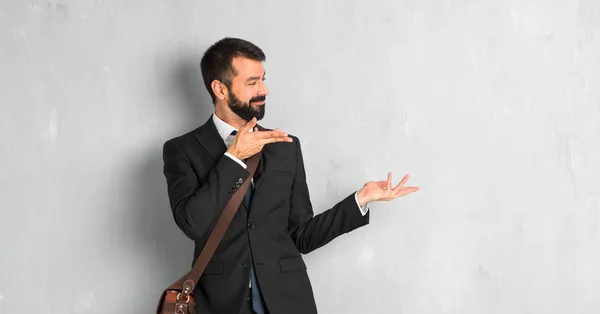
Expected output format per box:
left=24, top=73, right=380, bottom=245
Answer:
left=227, top=117, right=293, bottom=160
left=356, top=172, right=419, bottom=207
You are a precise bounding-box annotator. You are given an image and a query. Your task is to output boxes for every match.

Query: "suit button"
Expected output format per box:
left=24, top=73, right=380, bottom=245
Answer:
left=247, top=222, right=255, bottom=229
left=243, top=262, right=250, bottom=268
left=235, top=182, right=241, bottom=188
left=238, top=178, right=243, bottom=183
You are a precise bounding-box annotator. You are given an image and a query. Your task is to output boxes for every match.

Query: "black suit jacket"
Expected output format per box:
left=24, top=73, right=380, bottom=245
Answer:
left=162, top=116, right=370, bottom=313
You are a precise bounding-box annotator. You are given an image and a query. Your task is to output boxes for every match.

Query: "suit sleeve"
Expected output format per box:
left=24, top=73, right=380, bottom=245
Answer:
left=287, top=137, right=370, bottom=254
left=162, top=139, right=249, bottom=241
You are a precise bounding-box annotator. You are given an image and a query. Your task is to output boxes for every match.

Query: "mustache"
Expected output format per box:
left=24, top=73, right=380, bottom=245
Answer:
left=249, top=95, right=266, bottom=104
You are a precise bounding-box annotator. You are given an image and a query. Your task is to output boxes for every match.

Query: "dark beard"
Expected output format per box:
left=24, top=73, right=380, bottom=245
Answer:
left=228, top=93, right=266, bottom=121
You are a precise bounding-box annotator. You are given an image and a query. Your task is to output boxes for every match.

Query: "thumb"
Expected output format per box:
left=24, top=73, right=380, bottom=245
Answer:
left=243, top=117, right=257, bottom=132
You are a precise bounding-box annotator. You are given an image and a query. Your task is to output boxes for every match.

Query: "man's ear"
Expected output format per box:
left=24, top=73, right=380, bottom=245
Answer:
left=211, top=80, right=228, bottom=100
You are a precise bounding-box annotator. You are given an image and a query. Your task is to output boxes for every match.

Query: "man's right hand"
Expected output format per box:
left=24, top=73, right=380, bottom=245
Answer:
left=227, top=117, right=293, bottom=160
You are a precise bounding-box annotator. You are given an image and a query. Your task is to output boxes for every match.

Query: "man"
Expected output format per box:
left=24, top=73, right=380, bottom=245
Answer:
left=162, top=37, right=419, bottom=314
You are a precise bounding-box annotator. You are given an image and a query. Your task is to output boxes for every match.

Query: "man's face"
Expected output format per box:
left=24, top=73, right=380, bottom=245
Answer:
left=226, top=57, right=268, bottom=121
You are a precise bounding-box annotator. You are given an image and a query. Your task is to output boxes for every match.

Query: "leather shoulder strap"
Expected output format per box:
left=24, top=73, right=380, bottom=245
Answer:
left=179, top=151, right=261, bottom=294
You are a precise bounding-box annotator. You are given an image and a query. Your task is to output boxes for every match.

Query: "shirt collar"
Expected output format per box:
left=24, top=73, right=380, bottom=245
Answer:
left=212, top=113, right=253, bottom=142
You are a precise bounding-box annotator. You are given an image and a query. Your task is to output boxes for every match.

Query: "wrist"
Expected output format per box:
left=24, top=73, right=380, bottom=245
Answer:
left=356, top=187, right=369, bottom=207
left=226, top=147, right=242, bottom=160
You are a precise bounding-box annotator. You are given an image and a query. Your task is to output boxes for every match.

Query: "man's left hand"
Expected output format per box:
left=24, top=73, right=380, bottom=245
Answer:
left=356, top=172, right=419, bottom=207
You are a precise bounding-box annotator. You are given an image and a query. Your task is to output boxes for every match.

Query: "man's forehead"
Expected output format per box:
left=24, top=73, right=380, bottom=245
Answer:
left=232, top=57, right=265, bottom=77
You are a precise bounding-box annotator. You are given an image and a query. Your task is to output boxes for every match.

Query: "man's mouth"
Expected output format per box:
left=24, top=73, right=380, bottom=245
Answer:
left=250, top=96, right=266, bottom=106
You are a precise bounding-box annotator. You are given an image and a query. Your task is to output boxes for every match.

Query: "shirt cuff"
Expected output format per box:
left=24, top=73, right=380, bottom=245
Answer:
left=354, top=191, right=369, bottom=216
left=225, top=152, right=247, bottom=169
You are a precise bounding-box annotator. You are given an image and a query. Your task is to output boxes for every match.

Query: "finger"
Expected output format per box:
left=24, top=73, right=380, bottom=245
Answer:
left=394, top=186, right=419, bottom=197
left=393, top=174, right=409, bottom=191
left=241, top=117, right=258, bottom=133
left=257, top=130, right=290, bottom=139
left=399, top=174, right=409, bottom=186
left=263, top=136, right=293, bottom=144
left=386, top=172, right=392, bottom=191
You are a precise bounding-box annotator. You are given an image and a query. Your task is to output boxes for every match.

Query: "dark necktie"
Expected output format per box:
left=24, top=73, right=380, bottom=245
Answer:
left=229, top=130, right=267, bottom=313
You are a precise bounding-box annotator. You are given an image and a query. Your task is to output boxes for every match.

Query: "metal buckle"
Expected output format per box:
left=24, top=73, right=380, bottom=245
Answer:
left=176, top=292, right=190, bottom=303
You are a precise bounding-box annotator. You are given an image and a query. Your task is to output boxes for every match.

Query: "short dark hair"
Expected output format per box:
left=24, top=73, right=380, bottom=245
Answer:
left=200, top=37, right=266, bottom=103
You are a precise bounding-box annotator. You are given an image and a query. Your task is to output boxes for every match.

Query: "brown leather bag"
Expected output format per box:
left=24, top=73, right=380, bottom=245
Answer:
left=156, top=152, right=261, bottom=314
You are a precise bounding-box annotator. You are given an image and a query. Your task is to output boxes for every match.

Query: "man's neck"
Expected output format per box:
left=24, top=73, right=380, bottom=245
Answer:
left=214, top=105, right=247, bottom=130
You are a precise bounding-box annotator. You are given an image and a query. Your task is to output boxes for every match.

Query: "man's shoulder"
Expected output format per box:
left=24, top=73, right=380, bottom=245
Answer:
left=162, top=126, right=201, bottom=151
left=266, top=133, right=302, bottom=158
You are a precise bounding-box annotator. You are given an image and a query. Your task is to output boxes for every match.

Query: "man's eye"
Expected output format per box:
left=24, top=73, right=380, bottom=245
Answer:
left=248, top=82, right=256, bottom=86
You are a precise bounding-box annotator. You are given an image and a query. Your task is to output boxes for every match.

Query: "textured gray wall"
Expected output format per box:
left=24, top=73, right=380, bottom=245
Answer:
left=1, top=1, right=600, bottom=313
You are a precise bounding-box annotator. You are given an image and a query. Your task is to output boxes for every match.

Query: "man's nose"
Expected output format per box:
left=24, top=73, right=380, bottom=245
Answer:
left=259, top=81, right=268, bottom=96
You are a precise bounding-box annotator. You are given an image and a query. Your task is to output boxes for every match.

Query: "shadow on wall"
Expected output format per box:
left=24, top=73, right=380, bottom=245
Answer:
left=170, top=53, right=213, bottom=128
left=114, top=49, right=214, bottom=311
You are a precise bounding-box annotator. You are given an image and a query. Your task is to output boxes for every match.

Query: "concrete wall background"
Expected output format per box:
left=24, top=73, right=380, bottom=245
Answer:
left=1, top=0, right=599, bottom=313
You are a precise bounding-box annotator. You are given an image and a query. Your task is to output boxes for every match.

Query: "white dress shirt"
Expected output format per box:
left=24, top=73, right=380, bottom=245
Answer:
left=212, top=113, right=369, bottom=216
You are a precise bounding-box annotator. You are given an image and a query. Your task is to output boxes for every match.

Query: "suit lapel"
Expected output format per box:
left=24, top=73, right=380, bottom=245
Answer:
left=192, top=116, right=228, bottom=162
